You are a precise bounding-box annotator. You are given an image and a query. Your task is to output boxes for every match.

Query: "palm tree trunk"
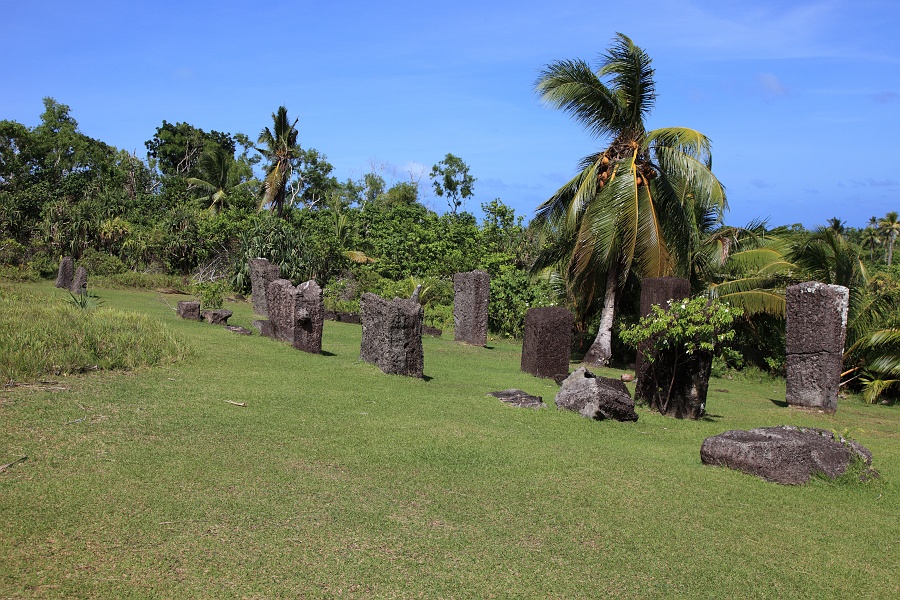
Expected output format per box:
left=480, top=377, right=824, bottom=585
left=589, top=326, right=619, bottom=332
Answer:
left=583, top=263, right=618, bottom=367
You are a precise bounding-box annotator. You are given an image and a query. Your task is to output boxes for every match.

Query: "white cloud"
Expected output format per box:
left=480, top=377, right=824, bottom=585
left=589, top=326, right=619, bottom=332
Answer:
left=757, top=73, right=788, bottom=96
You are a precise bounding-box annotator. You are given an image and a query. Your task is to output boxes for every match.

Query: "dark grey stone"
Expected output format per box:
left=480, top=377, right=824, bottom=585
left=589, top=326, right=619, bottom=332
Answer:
left=252, top=319, right=274, bottom=337
left=55, top=256, right=74, bottom=290
left=785, top=282, right=849, bottom=412
left=360, top=293, right=424, bottom=378
left=555, top=367, right=638, bottom=422
left=422, top=325, right=442, bottom=337
left=634, top=277, right=691, bottom=407
left=701, top=426, right=876, bottom=485
left=225, top=325, right=252, bottom=335
left=265, top=279, right=324, bottom=354
left=70, top=266, right=88, bottom=294
left=324, top=310, right=361, bottom=324
left=453, top=270, right=490, bottom=346
left=521, top=307, right=573, bottom=380
left=201, top=309, right=232, bottom=325
left=177, top=300, right=200, bottom=320
left=249, top=258, right=281, bottom=316
left=488, top=389, right=546, bottom=409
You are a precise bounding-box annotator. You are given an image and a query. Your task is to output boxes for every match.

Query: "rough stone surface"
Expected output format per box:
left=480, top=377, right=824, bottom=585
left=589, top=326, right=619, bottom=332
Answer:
left=201, top=309, right=232, bottom=325
left=422, top=325, right=442, bottom=337
left=521, top=307, right=573, bottom=380
left=70, top=266, right=88, bottom=294
left=249, top=258, right=281, bottom=316
left=324, top=310, right=362, bottom=324
left=252, top=319, right=274, bottom=337
left=225, top=325, right=252, bottom=335
left=265, top=279, right=324, bottom=354
left=453, top=270, right=490, bottom=346
left=55, top=256, right=74, bottom=290
left=635, top=277, right=691, bottom=405
left=177, top=300, right=200, bottom=320
left=360, top=293, right=424, bottom=378
left=701, top=426, right=876, bottom=485
left=488, top=389, right=546, bottom=409
left=555, top=367, right=638, bottom=422
left=785, top=281, right=849, bottom=412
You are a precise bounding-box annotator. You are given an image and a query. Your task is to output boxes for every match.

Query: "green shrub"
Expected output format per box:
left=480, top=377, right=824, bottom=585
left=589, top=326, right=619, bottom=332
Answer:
left=0, top=238, right=26, bottom=265
left=78, top=248, right=127, bottom=277
left=192, top=279, right=229, bottom=309
left=0, top=264, right=40, bottom=282
left=93, top=271, right=187, bottom=291
left=27, top=251, right=58, bottom=278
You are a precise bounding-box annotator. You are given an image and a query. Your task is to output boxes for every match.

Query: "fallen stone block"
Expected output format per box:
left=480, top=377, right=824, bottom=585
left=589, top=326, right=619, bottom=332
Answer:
left=555, top=367, right=638, bottom=422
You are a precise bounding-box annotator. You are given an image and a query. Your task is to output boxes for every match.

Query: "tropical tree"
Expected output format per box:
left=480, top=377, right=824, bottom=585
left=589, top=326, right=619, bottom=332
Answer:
left=185, top=147, right=257, bottom=214
left=256, top=106, right=300, bottom=218
left=861, top=225, right=881, bottom=262
left=532, top=33, right=726, bottom=366
left=429, top=153, right=476, bottom=214
left=878, top=211, right=900, bottom=266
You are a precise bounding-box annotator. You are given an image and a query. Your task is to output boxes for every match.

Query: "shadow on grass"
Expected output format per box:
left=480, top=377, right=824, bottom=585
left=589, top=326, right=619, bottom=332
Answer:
left=320, top=350, right=336, bottom=357
left=769, top=398, right=789, bottom=408
left=701, top=413, right=723, bottom=422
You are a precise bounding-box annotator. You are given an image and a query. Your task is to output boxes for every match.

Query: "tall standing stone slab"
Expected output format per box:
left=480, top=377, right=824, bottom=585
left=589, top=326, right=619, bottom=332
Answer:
left=70, top=266, right=88, bottom=294
left=634, top=277, right=692, bottom=409
left=785, top=281, right=849, bottom=412
left=55, top=256, right=74, bottom=290
left=265, top=279, right=324, bottom=354
left=249, top=258, right=281, bottom=316
left=453, top=269, right=490, bottom=346
left=360, top=293, right=424, bottom=378
left=521, top=307, right=573, bottom=380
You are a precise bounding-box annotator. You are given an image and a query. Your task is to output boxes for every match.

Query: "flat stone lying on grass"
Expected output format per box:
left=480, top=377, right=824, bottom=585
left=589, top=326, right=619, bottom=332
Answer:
left=700, top=425, right=877, bottom=485
left=201, top=309, right=232, bottom=325
left=324, top=310, right=362, bottom=324
left=177, top=300, right=200, bottom=320
left=360, top=292, right=424, bottom=378
left=55, top=256, right=74, bottom=290
left=487, top=389, right=546, bottom=409
left=225, top=325, right=252, bottom=335
left=71, top=266, right=88, bottom=294
left=555, top=367, right=638, bottom=422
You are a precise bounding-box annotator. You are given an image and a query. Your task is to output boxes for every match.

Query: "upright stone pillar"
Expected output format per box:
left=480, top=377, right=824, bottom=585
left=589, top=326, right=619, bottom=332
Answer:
left=634, top=277, right=691, bottom=403
left=521, top=307, right=573, bottom=381
left=360, top=293, right=424, bottom=378
left=785, top=281, right=849, bottom=413
left=249, top=258, right=281, bottom=316
left=70, top=266, right=88, bottom=294
left=265, top=279, right=324, bottom=354
left=55, top=257, right=74, bottom=290
left=453, top=269, right=490, bottom=346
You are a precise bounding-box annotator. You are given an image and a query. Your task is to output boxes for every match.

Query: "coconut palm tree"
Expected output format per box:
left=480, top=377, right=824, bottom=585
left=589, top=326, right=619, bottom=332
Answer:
left=532, top=33, right=726, bottom=366
left=256, top=106, right=300, bottom=218
left=186, top=147, right=257, bottom=215
left=861, top=225, right=881, bottom=262
left=878, top=211, right=900, bottom=266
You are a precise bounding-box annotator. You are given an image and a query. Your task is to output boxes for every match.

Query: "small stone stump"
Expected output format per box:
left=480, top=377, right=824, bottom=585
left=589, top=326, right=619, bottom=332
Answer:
left=201, top=309, right=232, bottom=325
left=265, top=279, right=325, bottom=354
left=177, top=300, right=200, bottom=320
left=701, top=426, right=876, bottom=485
left=555, top=367, right=638, bottom=422
left=360, top=293, right=424, bottom=378
left=453, top=270, right=490, bottom=346
left=521, top=307, right=573, bottom=380
left=55, top=256, right=74, bottom=290
left=785, top=281, right=849, bottom=413
left=249, top=258, right=281, bottom=316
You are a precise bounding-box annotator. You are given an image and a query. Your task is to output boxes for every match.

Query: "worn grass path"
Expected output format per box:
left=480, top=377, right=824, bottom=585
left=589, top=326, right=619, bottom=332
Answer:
left=1, top=282, right=898, bottom=598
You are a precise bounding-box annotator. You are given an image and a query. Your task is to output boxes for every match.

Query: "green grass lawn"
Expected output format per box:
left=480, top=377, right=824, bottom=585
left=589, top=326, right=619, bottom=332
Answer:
left=1, top=282, right=898, bottom=598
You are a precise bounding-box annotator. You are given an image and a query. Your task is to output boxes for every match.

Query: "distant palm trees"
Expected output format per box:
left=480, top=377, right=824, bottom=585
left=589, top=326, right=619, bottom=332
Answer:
left=256, top=106, right=300, bottom=218
left=878, top=211, right=900, bottom=266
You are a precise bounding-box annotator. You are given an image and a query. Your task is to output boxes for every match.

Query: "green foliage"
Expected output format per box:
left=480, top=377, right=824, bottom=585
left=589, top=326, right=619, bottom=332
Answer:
left=620, top=297, right=742, bottom=361
left=488, top=265, right=554, bottom=338
left=0, top=283, right=191, bottom=383
left=430, top=153, right=476, bottom=214
left=145, top=120, right=236, bottom=179
left=192, top=279, right=228, bottom=310
left=78, top=248, right=126, bottom=277
left=65, top=289, right=103, bottom=310
left=0, top=238, right=25, bottom=265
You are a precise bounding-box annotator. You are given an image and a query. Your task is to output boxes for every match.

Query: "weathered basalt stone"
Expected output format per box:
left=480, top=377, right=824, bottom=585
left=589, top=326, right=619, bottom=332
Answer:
left=252, top=319, right=274, bottom=337
left=453, top=270, right=490, bottom=346
left=265, top=279, right=324, bottom=354
left=249, top=258, right=281, bottom=316
left=70, top=266, right=88, bottom=294
left=177, top=300, right=200, bottom=320
left=521, top=307, right=573, bottom=380
left=201, top=309, right=233, bottom=325
left=634, top=277, right=691, bottom=406
left=701, top=425, right=876, bottom=485
left=488, top=389, right=546, bottom=409
left=785, top=282, right=849, bottom=412
left=55, top=256, right=74, bottom=290
left=225, top=325, right=252, bottom=335
left=422, top=325, right=442, bottom=337
left=324, top=310, right=362, bottom=324
left=360, top=293, right=424, bottom=378
left=555, top=367, right=638, bottom=422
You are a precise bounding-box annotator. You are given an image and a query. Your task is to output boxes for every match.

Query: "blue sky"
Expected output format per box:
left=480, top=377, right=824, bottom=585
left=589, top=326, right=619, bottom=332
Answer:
left=3, top=0, right=898, bottom=228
